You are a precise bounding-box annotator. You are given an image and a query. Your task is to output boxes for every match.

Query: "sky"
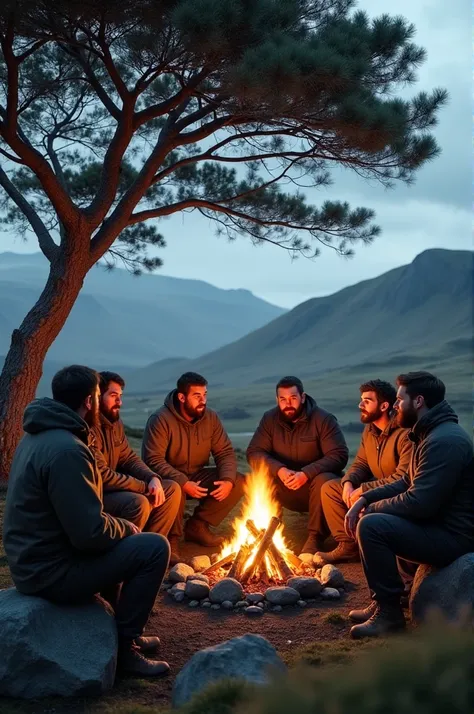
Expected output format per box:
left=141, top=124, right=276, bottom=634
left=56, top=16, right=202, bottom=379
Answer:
left=0, top=0, right=471, bottom=309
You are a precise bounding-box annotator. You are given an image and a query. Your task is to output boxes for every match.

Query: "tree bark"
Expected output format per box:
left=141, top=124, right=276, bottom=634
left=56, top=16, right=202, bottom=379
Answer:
left=0, top=246, right=90, bottom=481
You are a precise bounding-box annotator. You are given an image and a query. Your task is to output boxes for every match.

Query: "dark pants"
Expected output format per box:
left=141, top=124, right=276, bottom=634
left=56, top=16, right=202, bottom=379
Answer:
left=274, top=472, right=339, bottom=537
left=103, top=479, right=181, bottom=537
left=357, top=513, right=471, bottom=604
left=171, top=468, right=245, bottom=539
left=38, top=533, right=170, bottom=640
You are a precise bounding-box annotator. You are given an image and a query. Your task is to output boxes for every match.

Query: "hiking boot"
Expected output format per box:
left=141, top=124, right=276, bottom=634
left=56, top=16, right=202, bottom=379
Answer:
left=313, top=542, right=359, bottom=566
left=118, top=643, right=170, bottom=677
left=184, top=518, right=224, bottom=548
left=135, top=635, right=160, bottom=653
left=349, top=601, right=377, bottom=623
left=350, top=603, right=406, bottom=639
left=168, top=537, right=182, bottom=567
left=299, top=533, right=325, bottom=556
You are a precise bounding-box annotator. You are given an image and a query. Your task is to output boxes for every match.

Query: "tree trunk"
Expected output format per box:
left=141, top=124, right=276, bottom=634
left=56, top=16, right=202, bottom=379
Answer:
left=0, top=247, right=89, bottom=481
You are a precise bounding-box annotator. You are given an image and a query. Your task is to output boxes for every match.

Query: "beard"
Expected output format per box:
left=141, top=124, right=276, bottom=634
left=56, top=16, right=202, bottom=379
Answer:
left=84, top=401, right=100, bottom=429
left=396, top=405, right=418, bottom=428
left=182, top=400, right=206, bottom=420
left=279, top=402, right=305, bottom=423
left=360, top=406, right=384, bottom=424
left=101, top=404, right=121, bottom=423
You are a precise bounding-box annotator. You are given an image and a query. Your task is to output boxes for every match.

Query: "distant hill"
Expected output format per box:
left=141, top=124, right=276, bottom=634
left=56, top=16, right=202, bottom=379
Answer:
left=0, top=252, right=285, bottom=368
left=126, top=249, right=473, bottom=392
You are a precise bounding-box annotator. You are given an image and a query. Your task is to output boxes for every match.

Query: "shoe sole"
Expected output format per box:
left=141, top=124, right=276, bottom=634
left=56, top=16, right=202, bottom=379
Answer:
left=350, top=622, right=406, bottom=639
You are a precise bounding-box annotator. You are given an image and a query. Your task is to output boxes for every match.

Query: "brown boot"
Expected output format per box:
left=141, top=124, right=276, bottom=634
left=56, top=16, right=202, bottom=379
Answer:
left=299, top=532, right=325, bottom=556
left=313, top=542, right=359, bottom=566
left=350, top=603, right=406, bottom=639
left=348, top=601, right=377, bottom=623
left=168, top=537, right=181, bottom=567
left=135, top=635, right=160, bottom=653
left=184, top=518, right=224, bottom=548
left=118, top=643, right=170, bottom=677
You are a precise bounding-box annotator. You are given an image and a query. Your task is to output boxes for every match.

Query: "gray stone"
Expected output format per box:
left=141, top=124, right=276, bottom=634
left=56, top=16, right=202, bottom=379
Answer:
left=211, top=603, right=221, bottom=610
left=174, top=592, right=185, bottom=603
left=0, top=589, right=116, bottom=698
left=265, top=586, right=300, bottom=606
left=320, top=564, right=345, bottom=589
left=320, top=587, right=341, bottom=600
left=247, top=592, right=264, bottom=604
left=235, top=600, right=248, bottom=608
left=257, top=602, right=265, bottom=609
left=297, top=600, right=307, bottom=608
left=169, top=563, right=195, bottom=583
left=186, top=572, right=210, bottom=584
left=221, top=600, right=234, bottom=610
left=287, top=576, right=322, bottom=599
left=172, top=634, right=285, bottom=708
left=307, top=599, right=317, bottom=605
left=170, top=582, right=186, bottom=596
left=209, top=577, right=244, bottom=605
left=190, top=555, right=212, bottom=572
left=201, top=601, right=212, bottom=608
left=409, top=554, right=474, bottom=625
left=272, top=605, right=283, bottom=612
left=246, top=606, right=264, bottom=616
left=185, top=579, right=210, bottom=600
left=188, top=600, right=200, bottom=608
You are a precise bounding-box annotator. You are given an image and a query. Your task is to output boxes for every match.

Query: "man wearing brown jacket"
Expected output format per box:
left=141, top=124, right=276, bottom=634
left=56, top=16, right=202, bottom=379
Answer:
left=247, top=376, right=349, bottom=557
left=90, top=372, right=181, bottom=542
left=142, top=372, right=244, bottom=554
left=314, top=380, right=412, bottom=566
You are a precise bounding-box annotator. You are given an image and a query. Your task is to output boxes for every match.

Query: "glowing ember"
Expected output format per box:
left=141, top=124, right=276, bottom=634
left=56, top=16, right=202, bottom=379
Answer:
left=219, top=463, right=292, bottom=578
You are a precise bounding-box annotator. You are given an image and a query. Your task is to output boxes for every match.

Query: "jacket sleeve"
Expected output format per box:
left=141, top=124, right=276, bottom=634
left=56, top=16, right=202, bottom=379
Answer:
left=341, top=431, right=372, bottom=487
left=364, top=437, right=468, bottom=519
left=246, top=414, right=286, bottom=479
left=142, top=413, right=189, bottom=487
left=360, top=431, right=413, bottom=494
left=89, top=428, right=147, bottom=495
left=211, top=416, right=237, bottom=484
left=301, top=414, right=349, bottom=481
left=117, top=424, right=157, bottom=485
left=47, top=446, right=134, bottom=551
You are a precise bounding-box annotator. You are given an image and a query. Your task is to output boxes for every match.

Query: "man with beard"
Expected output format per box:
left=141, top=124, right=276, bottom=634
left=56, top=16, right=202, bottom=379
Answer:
left=345, top=372, right=474, bottom=639
left=247, top=376, right=349, bottom=557
left=142, top=372, right=244, bottom=555
left=3, top=365, right=171, bottom=677
left=91, top=372, right=181, bottom=552
left=314, top=380, right=412, bottom=566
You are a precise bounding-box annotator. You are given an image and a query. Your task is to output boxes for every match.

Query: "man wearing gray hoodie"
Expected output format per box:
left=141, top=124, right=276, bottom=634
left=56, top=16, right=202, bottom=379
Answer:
left=3, top=365, right=170, bottom=678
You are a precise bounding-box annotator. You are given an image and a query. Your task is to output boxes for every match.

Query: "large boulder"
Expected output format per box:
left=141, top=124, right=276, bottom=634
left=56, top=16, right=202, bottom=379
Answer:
left=409, top=554, right=474, bottom=625
left=0, top=588, right=117, bottom=698
left=172, top=633, right=286, bottom=708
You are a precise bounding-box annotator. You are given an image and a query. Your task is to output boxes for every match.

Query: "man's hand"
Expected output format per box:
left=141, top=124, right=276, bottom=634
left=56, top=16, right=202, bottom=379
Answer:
left=277, top=467, right=295, bottom=486
left=285, top=471, right=308, bottom=490
left=210, top=480, right=234, bottom=502
left=342, top=481, right=355, bottom=507
left=348, top=486, right=363, bottom=508
left=344, top=497, right=367, bottom=540
left=148, top=476, right=166, bottom=507
left=183, top=481, right=209, bottom=499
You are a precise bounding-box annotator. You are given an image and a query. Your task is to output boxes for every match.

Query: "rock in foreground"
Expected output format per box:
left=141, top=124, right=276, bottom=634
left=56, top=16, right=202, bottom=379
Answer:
left=209, top=578, right=243, bottom=605
left=0, top=589, right=116, bottom=698
left=410, top=554, right=474, bottom=625
left=172, top=634, right=286, bottom=708
left=265, top=586, right=300, bottom=606
left=287, top=576, right=322, bottom=599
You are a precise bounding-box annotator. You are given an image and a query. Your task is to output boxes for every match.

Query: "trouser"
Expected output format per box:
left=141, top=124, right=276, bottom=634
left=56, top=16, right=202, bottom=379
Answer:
left=274, top=472, right=339, bottom=537
left=38, top=533, right=170, bottom=640
left=103, top=479, right=181, bottom=537
left=170, top=468, right=245, bottom=539
left=357, top=513, right=471, bottom=604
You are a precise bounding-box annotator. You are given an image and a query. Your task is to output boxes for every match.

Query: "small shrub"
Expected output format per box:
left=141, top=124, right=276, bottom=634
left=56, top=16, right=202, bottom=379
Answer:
left=324, top=611, right=346, bottom=625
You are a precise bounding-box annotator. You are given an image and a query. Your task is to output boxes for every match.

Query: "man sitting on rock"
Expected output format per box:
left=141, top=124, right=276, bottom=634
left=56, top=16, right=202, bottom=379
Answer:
left=3, top=365, right=171, bottom=677
left=314, top=379, right=412, bottom=566
left=247, top=376, right=349, bottom=558
left=91, top=371, right=181, bottom=561
left=345, top=371, right=474, bottom=639
left=142, top=372, right=244, bottom=558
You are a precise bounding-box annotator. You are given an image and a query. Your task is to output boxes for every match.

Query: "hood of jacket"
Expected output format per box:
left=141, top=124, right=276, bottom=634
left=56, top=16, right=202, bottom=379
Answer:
left=23, top=398, right=89, bottom=443
left=164, top=389, right=206, bottom=426
left=277, top=393, right=318, bottom=427
left=411, top=400, right=458, bottom=442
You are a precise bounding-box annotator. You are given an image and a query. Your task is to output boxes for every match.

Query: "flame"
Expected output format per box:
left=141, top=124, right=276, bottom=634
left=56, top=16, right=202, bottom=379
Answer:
left=219, top=463, right=290, bottom=573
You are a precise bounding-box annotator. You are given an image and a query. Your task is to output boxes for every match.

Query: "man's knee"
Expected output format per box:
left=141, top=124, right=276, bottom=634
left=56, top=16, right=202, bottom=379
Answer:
left=162, top=479, right=181, bottom=505
left=356, top=512, right=387, bottom=543
left=320, top=477, right=342, bottom=501
left=118, top=494, right=151, bottom=529
left=131, top=532, right=170, bottom=564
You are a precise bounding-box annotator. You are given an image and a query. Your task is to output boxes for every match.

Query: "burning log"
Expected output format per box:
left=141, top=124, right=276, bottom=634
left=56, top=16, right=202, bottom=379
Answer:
left=241, top=516, right=281, bottom=584
left=201, top=552, right=235, bottom=575
left=246, top=519, right=293, bottom=582
left=228, top=543, right=252, bottom=581
left=283, top=550, right=304, bottom=572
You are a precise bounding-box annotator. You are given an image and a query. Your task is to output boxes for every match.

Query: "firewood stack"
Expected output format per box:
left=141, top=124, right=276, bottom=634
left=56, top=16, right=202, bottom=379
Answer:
left=202, top=516, right=304, bottom=584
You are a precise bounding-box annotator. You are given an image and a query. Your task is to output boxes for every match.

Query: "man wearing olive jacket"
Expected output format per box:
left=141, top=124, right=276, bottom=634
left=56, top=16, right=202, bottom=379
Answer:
left=142, top=372, right=244, bottom=553
left=314, top=380, right=412, bottom=565
left=346, top=372, right=474, bottom=639
left=247, top=376, right=349, bottom=557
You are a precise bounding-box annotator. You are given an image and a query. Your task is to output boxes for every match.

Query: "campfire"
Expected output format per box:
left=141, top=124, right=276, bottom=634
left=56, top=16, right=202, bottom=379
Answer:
left=202, top=465, right=305, bottom=584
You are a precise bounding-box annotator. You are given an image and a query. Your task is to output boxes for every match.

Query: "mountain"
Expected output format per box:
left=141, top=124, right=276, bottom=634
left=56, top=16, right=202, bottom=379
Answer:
left=126, top=249, right=473, bottom=392
left=0, top=252, right=285, bottom=368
